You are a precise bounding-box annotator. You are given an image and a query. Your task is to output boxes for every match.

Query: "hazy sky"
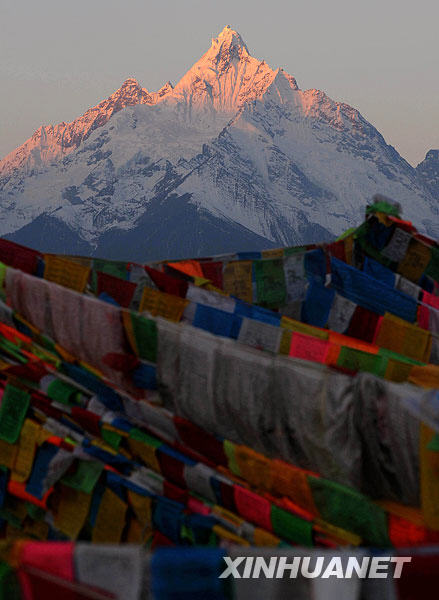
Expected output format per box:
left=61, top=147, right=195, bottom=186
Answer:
left=1, top=0, right=438, bottom=166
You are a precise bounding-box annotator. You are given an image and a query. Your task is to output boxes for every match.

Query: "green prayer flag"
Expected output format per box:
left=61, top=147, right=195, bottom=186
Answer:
left=0, top=263, right=6, bottom=290
left=129, top=428, right=162, bottom=449
left=62, top=460, right=104, bottom=494
left=47, top=379, right=80, bottom=406
left=223, top=440, right=240, bottom=476
left=270, top=504, right=313, bottom=546
left=254, top=259, right=287, bottom=308
left=0, top=338, right=27, bottom=364
left=101, top=427, right=122, bottom=450
left=308, top=475, right=390, bottom=547
left=0, top=384, right=30, bottom=444
left=337, top=346, right=387, bottom=377
left=91, top=260, right=128, bottom=292
left=427, top=433, right=439, bottom=452
left=425, top=247, right=439, bottom=283
left=378, top=347, right=424, bottom=366
left=366, top=200, right=400, bottom=217
left=40, top=334, right=57, bottom=354
left=130, top=313, right=158, bottom=362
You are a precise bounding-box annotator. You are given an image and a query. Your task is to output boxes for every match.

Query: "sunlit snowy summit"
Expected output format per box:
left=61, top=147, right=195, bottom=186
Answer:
left=0, top=26, right=437, bottom=260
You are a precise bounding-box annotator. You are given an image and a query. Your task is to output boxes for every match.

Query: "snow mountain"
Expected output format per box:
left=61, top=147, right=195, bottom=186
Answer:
left=417, top=150, right=439, bottom=203
left=0, top=25, right=437, bottom=260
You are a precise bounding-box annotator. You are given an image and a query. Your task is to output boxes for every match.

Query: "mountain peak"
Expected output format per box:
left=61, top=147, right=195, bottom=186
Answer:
left=212, top=25, right=249, bottom=54
left=121, top=77, right=140, bottom=86
left=157, top=81, right=174, bottom=98
left=205, top=25, right=250, bottom=69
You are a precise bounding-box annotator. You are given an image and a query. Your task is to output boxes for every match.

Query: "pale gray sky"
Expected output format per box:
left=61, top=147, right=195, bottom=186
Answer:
left=1, top=0, right=437, bottom=166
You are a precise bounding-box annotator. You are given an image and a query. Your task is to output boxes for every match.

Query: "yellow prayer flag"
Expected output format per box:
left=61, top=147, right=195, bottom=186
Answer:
left=192, top=276, right=211, bottom=287
left=384, top=358, right=413, bottom=383
left=261, top=248, right=284, bottom=259
left=139, top=287, right=188, bottom=322
left=279, top=329, right=292, bottom=355
left=375, top=313, right=431, bottom=363
left=11, top=419, right=40, bottom=483
left=125, top=517, right=152, bottom=543
left=62, top=256, right=93, bottom=268
left=54, top=485, right=92, bottom=539
left=222, top=261, right=253, bottom=303
left=281, top=316, right=328, bottom=340
left=38, top=427, right=54, bottom=445
left=375, top=212, right=393, bottom=226
left=92, top=487, right=127, bottom=543
left=397, top=239, right=431, bottom=283
left=127, top=439, right=161, bottom=472
left=44, top=254, right=90, bottom=293
left=0, top=438, right=18, bottom=469
left=253, top=527, right=281, bottom=547
left=127, top=490, right=152, bottom=526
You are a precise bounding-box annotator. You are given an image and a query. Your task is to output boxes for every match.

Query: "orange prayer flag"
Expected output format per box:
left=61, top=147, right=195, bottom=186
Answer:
left=7, top=480, right=52, bottom=510
left=324, top=343, right=341, bottom=366
left=409, top=364, right=439, bottom=389
left=167, top=260, right=204, bottom=279
left=328, top=331, right=379, bottom=354
left=234, top=445, right=272, bottom=492
left=271, top=460, right=320, bottom=518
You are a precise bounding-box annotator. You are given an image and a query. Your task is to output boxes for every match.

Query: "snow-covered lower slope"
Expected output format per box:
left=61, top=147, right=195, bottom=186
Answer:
left=0, top=26, right=436, bottom=258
